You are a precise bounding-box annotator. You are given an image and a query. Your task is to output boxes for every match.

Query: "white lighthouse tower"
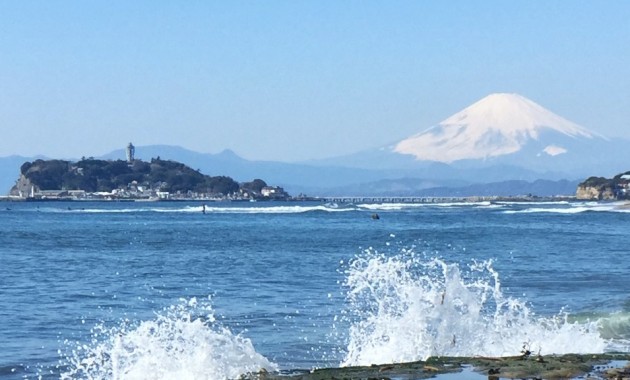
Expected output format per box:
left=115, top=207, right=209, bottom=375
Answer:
left=126, top=142, right=135, bottom=163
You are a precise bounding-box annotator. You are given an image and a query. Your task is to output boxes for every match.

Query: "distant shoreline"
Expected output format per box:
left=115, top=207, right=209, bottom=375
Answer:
left=0, top=197, right=321, bottom=203
left=0, top=195, right=578, bottom=203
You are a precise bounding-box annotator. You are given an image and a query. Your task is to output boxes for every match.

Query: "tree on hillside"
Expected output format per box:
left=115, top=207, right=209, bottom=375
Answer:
left=206, top=176, right=239, bottom=195
left=241, top=179, right=267, bottom=193
left=23, top=160, right=69, bottom=190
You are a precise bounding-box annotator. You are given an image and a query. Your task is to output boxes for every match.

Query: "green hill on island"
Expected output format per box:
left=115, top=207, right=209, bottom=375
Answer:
left=576, top=171, right=630, bottom=200
left=10, top=157, right=286, bottom=200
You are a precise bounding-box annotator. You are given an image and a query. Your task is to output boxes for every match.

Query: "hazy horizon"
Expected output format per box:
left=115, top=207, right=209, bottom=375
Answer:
left=1, top=2, right=629, bottom=162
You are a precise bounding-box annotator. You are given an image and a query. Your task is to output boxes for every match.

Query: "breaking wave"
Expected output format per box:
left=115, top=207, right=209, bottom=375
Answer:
left=503, top=201, right=630, bottom=214
left=357, top=201, right=494, bottom=211
left=23, top=204, right=356, bottom=214
left=60, top=297, right=276, bottom=380
left=339, top=249, right=619, bottom=366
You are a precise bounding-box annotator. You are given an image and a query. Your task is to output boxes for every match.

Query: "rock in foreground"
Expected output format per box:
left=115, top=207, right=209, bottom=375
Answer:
left=243, top=353, right=630, bottom=380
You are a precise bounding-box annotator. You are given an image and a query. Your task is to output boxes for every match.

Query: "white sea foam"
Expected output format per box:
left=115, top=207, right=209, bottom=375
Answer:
left=44, top=204, right=354, bottom=214
left=503, top=202, right=630, bottom=214
left=495, top=201, right=570, bottom=206
left=194, top=205, right=353, bottom=214
left=504, top=207, right=591, bottom=214
left=61, top=297, right=276, bottom=380
left=357, top=203, right=426, bottom=211
left=340, top=251, right=610, bottom=366
left=357, top=201, right=493, bottom=211
left=474, top=203, right=504, bottom=209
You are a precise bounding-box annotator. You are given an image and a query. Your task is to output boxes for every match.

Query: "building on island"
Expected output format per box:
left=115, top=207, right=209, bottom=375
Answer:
left=126, top=143, right=135, bottom=163
left=261, top=186, right=289, bottom=199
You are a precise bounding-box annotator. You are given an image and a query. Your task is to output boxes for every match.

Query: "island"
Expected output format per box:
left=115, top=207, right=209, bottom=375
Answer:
left=576, top=171, right=630, bottom=200
left=9, top=156, right=290, bottom=201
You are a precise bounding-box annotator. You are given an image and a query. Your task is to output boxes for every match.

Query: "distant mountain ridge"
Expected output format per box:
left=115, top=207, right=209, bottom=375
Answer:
left=2, top=93, right=626, bottom=197
left=306, top=177, right=579, bottom=197
left=0, top=145, right=586, bottom=197
left=100, top=145, right=407, bottom=191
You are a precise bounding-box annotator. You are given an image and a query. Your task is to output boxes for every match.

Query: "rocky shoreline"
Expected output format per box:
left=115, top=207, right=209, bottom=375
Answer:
left=242, top=353, right=630, bottom=380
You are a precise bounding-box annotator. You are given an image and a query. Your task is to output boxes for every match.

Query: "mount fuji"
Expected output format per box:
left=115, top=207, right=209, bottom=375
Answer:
left=319, top=93, right=629, bottom=182
left=394, top=93, right=604, bottom=163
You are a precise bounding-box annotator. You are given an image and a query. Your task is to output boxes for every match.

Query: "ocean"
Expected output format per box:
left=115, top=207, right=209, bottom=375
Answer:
left=1, top=200, right=629, bottom=379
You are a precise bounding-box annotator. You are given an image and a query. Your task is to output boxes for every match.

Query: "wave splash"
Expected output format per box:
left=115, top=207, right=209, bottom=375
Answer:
left=60, top=297, right=276, bottom=380
left=340, top=250, right=608, bottom=366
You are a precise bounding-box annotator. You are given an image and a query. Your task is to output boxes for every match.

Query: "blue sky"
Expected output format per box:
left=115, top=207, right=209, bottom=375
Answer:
left=1, top=1, right=629, bottom=161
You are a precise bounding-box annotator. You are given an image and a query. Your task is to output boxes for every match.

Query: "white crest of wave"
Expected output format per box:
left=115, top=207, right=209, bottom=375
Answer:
left=503, top=202, right=630, bottom=214
left=496, top=201, right=570, bottom=205
left=341, top=251, right=607, bottom=366
left=59, top=204, right=355, bottom=214
left=357, top=201, right=493, bottom=211
left=196, top=205, right=353, bottom=214
left=61, top=297, right=276, bottom=380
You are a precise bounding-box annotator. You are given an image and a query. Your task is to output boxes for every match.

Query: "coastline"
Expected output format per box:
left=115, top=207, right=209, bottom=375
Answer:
left=0, top=195, right=577, bottom=203
left=0, top=196, right=319, bottom=203
left=243, top=354, right=630, bottom=380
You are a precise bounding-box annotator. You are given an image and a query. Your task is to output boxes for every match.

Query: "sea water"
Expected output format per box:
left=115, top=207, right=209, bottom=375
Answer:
left=0, top=200, right=629, bottom=379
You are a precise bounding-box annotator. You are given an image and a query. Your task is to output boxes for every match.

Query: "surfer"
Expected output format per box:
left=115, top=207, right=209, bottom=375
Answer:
left=371, top=213, right=380, bottom=220
left=202, top=204, right=206, bottom=214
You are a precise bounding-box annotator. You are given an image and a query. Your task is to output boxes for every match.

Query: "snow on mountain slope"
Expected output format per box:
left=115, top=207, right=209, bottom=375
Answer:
left=394, top=93, right=606, bottom=163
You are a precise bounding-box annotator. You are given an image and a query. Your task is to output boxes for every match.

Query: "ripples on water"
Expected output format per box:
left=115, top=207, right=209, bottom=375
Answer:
left=1, top=200, right=629, bottom=379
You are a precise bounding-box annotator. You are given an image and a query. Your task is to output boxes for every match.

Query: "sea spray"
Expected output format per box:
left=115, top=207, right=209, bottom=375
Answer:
left=60, top=297, right=277, bottom=380
left=340, top=249, right=608, bottom=366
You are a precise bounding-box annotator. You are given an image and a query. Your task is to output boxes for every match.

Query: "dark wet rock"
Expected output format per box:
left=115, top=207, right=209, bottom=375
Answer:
left=242, top=353, right=630, bottom=380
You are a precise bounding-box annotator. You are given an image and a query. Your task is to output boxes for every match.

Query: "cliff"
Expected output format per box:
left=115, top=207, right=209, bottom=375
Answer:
left=12, top=174, right=37, bottom=197
left=576, top=172, right=630, bottom=200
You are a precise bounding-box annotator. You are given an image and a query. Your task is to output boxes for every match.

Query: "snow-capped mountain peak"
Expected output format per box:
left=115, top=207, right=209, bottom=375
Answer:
left=394, top=93, right=605, bottom=163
